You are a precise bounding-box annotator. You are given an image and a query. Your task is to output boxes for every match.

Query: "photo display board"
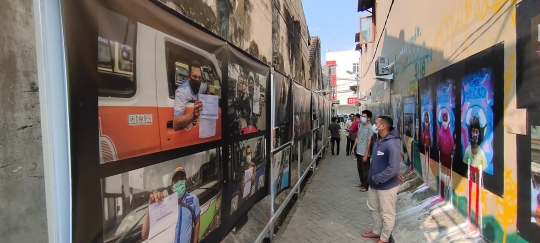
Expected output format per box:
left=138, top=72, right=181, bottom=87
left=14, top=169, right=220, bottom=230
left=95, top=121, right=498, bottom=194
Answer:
left=417, top=43, right=504, bottom=198
left=271, top=71, right=292, bottom=151
left=516, top=1, right=540, bottom=241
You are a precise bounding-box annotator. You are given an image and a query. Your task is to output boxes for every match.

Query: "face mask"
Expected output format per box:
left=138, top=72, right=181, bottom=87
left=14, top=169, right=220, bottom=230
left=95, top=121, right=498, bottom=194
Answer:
left=442, top=121, right=449, bottom=130
left=173, top=180, right=186, bottom=197
left=361, top=117, right=367, bottom=123
left=246, top=156, right=252, bottom=163
left=471, top=134, right=479, bottom=144
left=190, top=79, right=202, bottom=93
left=372, top=124, right=379, bottom=134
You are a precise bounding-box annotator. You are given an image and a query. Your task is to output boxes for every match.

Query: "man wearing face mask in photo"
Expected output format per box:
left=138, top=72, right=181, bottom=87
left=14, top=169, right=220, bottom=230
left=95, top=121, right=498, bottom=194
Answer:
left=236, top=145, right=257, bottom=201
left=142, top=167, right=200, bottom=243
left=463, top=115, right=488, bottom=171
left=240, top=73, right=255, bottom=132
left=173, top=60, right=211, bottom=131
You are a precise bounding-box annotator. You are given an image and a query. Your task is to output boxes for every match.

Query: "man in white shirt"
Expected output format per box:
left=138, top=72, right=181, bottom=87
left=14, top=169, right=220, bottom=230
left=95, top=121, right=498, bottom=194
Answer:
left=173, top=61, right=210, bottom=130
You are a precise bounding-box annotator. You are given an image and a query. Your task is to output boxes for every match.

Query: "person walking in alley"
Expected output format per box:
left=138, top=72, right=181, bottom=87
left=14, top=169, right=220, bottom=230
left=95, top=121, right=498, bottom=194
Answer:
left=361, top=116, right=401, bottom=243
left=351, top=110, right=373, bottom=192
left=328, top=117, right=341, bottom=157
left=345, top=114, right=353, bottom=155
left=348, top=114, right=361, bottom=160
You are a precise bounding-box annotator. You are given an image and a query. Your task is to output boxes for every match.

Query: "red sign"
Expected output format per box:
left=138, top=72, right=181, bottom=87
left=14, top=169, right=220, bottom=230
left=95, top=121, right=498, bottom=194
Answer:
left=330, top=76, right=337, bottom=87
left=347, top=97, right=358, bottom=104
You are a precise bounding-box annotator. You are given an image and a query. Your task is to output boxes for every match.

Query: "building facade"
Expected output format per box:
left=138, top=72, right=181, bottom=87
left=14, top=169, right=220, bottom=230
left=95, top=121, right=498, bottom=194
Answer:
left=357, top=0, right=537, bottom=242
left=326, top=49, right=361, bottom=115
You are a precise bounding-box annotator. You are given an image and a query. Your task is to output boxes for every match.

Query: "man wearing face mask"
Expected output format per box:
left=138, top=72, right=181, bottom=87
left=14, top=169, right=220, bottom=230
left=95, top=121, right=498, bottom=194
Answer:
left=236, top=146, right=257, bottom=201
left=173, top=60, right=211, bottom=131
left=352, top=110, right=373, bottom=191
left=463, top=116, right=488, bottom=170
left=142, top=167, right=200, bottom=243
left=361, top=116, right=401, bottom=243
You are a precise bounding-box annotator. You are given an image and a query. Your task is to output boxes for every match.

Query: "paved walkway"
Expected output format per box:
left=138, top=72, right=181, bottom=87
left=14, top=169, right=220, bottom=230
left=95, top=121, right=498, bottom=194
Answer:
left=274, top=130, right=488, bottom=243
left=275, top=132, right=380, bottom=243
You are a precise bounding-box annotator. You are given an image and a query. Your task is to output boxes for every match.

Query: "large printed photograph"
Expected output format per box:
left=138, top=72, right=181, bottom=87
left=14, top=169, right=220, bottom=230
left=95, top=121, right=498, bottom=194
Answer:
left=97, top=6, right=223, bottom=163
left=228, top=136, right=266, bottom=215
left=517, top=1, right=540, bottom=240
left=292, top=82, right=312, bottom=138
left=460, top=69, right=495, bottom=175
left=403, top=95, right=416, bottom=139
left=101, top=149, right=222, bottom=243
left=436, top=78, right=456, bottom=201
left=272, top=72, right=292, bottom=150
left=227, top=63, right=267, bottom=137
left=271, top=145, right=291, bottom=199
left=456, top=43, right=504, bottom=198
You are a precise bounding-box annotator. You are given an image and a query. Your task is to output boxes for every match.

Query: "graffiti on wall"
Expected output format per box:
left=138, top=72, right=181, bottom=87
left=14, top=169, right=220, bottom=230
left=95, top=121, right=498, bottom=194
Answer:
left=394, top=27, right=434, bottom=81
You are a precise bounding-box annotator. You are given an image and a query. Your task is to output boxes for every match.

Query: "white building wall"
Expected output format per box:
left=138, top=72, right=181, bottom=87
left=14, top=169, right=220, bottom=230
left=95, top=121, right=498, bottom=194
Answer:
left=326, top=49, right=361, bottom=115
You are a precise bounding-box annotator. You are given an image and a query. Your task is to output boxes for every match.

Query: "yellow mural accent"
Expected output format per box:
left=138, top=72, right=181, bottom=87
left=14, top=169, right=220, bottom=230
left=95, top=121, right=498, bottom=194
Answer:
left=496, top=169, right=518, bottom=243
left=434, top=0, right=515, bottom=47
left=504, top=53, right=516, bottom=111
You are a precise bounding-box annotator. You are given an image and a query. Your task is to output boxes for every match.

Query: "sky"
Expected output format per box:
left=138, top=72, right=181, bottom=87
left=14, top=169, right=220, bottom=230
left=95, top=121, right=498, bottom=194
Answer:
left=303, top=0, right=368, bottom=65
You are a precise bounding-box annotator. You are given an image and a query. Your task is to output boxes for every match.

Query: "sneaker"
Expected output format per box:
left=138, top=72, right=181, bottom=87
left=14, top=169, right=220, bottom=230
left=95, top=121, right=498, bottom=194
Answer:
left=332, top=155, right=335, bottom=158
left=337, top=154, right=341, bottom=157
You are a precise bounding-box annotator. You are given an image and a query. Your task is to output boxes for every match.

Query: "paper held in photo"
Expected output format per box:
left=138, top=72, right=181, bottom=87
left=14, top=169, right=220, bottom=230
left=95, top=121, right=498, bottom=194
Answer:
left=243, top=167, right=254, bottom=198
left=148, top=193, right=179, bottom=241
left=200, top=118, right=217, bottom=138
left=253, top=86, right=261, bottom=115
left=199, top=94, right=219, bottom=120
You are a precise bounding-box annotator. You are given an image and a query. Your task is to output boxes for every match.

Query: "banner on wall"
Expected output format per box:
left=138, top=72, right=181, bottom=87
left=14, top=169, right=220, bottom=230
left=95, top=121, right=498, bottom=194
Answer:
left=403, top=95, right=416, bottom=139
left=292, top=82, right=311, bottom=139
left=271, top=71, right=292, bottom=150
left=102, top=149, right=223, bottom=243
left=228, top=136, right=266, bottom=216
left=435, top=76, right=457, bottom=200
left=227, top=49, right=269, bottom=138
left=62, top=0, right=276, bottom=242
left=517, top=1, right=540, bottom=240
left=96, top=5, right=226, bottom=164
left=419, top=77, right=437, bottom=163
left=271, top=145, right=291, bottom=199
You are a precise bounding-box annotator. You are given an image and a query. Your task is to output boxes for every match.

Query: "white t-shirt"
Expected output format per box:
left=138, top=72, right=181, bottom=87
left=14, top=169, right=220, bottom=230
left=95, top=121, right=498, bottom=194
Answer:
left=174, top=81, right=208, bottom=116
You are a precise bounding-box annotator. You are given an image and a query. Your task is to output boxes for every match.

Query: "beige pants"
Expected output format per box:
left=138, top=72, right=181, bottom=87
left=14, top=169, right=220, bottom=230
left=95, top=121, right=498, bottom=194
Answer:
left=366, top=185, right=400, bottom=242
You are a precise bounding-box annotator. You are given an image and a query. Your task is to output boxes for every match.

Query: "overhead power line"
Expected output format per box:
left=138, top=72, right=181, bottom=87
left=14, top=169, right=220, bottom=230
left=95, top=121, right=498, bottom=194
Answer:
left=359, top=0, right=395, bottom=79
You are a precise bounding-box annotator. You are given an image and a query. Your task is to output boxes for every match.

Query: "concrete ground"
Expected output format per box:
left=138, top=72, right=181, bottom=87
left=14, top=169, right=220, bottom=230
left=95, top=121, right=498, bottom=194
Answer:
left=274, top=132, right=487, bottom=243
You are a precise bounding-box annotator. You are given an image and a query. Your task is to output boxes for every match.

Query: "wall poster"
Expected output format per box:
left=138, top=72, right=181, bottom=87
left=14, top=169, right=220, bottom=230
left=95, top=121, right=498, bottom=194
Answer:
left=271, top=145, right=291, bottom=199
left=516, top=1, right=540, bottom=240
left=457, top=43, right=504, bottom=198
left=271, top=71, right=292, bottom=150
left=419, top=76, right=438, bottom=189
left=62, top=0, right=276, bottom=242
left=292, top=82, right=311, bottom=138
left=227, top=50, right=269, bottom=137
left=228, top=136, right=266, bottom=216
left=102, top=149, right=223, bottom=243
left=435, top=75, right=457, bottom=202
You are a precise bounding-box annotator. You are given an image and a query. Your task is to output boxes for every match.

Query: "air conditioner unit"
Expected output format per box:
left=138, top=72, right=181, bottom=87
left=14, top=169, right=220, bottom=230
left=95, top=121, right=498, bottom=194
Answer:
left=375, top=56, right=390, bottom=75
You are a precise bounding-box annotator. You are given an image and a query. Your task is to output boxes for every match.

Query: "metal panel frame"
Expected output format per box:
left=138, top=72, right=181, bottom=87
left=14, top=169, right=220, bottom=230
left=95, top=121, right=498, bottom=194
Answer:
left=33, top=0, right=72, bottom=242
